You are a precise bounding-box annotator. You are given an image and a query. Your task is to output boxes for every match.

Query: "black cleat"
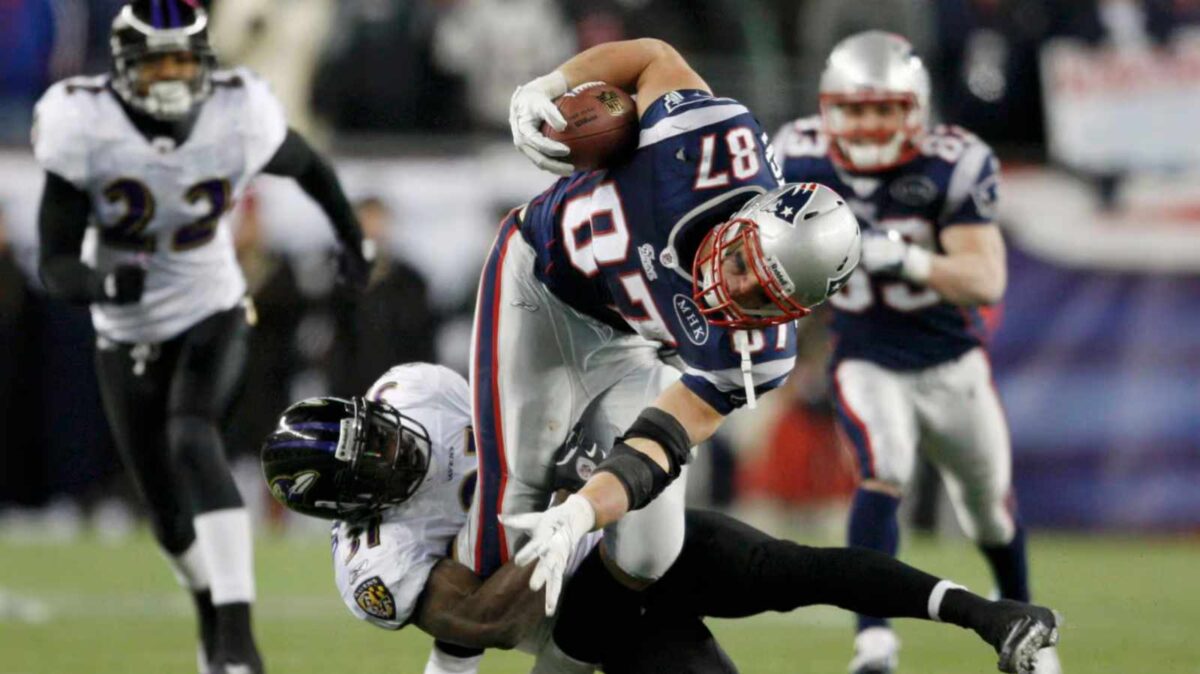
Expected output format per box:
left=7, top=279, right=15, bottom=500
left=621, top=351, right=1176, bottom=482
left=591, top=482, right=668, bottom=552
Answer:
left=988, top=601, right=1061, bottom=674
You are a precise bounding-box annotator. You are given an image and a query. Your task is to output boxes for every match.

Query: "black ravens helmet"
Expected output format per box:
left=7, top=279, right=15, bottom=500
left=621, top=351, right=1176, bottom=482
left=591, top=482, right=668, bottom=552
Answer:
left=110, top=0, right=217, bottom=120
left=261, top=397, right=432, bottom=520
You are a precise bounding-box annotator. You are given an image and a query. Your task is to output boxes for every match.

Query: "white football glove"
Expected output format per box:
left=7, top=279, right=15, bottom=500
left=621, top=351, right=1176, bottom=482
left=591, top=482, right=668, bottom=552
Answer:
left=860, top=229, right=932, bottom=283
left=509, top=71, right=574, bottom=176
left=500, top=493, right=596, bottom=616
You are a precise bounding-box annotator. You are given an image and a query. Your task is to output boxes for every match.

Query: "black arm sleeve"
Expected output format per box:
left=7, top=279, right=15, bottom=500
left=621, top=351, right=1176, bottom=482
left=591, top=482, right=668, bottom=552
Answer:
left=262, top=129, right=363, bottom=253
left=38, top=171, right=105, bottom=304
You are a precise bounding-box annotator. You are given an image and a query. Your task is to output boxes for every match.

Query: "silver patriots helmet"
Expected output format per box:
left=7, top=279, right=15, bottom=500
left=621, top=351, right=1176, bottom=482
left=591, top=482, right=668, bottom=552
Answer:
left=692, top=183, right=860, bottom=329
left=261, top=397, right=431, bottom=520
left=110, top=0, right=216, bottom=121
left=819, top=31, right=931, bottom=172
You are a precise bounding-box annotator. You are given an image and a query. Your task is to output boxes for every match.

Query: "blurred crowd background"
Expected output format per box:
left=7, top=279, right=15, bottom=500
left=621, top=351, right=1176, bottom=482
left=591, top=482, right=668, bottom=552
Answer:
left=1, top=0, right=1198, bottom=539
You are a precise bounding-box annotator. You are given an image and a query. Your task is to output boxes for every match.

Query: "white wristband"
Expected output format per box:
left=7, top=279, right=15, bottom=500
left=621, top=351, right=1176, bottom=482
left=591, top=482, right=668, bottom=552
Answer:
left=901, top=245, right=933, bottom=284
left=424, top=647, right=483, bottom=674
left=527, top=70, right=569, bottom=99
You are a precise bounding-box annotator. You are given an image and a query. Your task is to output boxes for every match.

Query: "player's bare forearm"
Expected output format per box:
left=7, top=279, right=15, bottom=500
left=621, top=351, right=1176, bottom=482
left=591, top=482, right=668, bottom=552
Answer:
left=557, top=39, right=710, bottom=117
left=412, top=557, right=542, bottom=650
left=927, top=224, right=1007, bottom=305
left=579, top=381, right=724, bottom=528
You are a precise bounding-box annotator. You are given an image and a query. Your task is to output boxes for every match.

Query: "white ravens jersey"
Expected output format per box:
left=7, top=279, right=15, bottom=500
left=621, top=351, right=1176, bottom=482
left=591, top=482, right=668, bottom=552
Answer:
left=330, top=362, right=601, bottom=655
left=331, top=363, right=478, bottom=630
left=31, top=68, right=288, bottom=343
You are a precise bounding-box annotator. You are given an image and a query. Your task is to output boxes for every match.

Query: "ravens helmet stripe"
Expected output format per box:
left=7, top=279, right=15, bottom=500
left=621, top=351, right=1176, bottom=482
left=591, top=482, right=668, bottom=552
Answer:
left=267, top=439, right=339, bottom=453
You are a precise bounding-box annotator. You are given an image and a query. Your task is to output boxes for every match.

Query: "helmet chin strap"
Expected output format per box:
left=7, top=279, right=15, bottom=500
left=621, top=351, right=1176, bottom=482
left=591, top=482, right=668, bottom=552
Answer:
left=732, top=330, right=757, bottom=410
left=840, top=132, right=905, bottom=170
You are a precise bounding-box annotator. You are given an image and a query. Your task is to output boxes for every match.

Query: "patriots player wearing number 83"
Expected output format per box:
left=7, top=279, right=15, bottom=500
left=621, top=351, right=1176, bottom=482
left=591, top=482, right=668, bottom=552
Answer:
left=31, top=2, right=369, bottom=672
left=773, top=31, right=1060, bottom=674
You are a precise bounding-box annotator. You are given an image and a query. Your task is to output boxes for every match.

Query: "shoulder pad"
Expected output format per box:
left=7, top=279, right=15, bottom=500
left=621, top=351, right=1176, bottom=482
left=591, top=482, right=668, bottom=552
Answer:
left=773, top=115, right=828, bottom=159
left=334, top=517, right=437, bottom=630
left=922, top=126, right=999, bottom=223
left=220, top=67, right=289, bottom=175
left=31, top=78, right=107, bottom=186
left=367, top=363, right=470, bottom=421
left=638, top=91, right=752, bottom=149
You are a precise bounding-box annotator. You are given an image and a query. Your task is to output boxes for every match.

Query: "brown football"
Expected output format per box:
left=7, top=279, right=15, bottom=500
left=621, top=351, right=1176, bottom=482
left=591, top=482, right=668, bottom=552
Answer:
left=541, top=82, right=638, bottom=171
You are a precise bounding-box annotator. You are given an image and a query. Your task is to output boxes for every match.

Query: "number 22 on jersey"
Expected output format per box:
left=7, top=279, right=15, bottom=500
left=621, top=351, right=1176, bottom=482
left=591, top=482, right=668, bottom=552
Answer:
left=101, top=177, right=231, bottom=253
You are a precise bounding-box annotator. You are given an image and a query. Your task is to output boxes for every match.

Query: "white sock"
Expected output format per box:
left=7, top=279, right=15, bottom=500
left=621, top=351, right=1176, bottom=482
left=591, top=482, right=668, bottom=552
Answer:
left=927, top=579, right=966, bottom=622
left=194, top=508, right=255, bottom=605
left=162, top=541, right=209, bottom=591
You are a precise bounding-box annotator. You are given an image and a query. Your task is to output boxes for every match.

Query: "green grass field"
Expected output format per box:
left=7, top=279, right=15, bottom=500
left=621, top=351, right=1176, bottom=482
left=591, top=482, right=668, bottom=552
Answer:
left=0, top=529, right=1195, bottom=673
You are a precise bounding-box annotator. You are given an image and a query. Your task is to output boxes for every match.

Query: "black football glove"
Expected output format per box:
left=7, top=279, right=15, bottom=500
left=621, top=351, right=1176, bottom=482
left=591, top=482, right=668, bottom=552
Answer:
left=101, top=265, right=146, bottom=305
left=551, top=419, right=619, bottom=493
left=336, top=240, right=372, bottom=292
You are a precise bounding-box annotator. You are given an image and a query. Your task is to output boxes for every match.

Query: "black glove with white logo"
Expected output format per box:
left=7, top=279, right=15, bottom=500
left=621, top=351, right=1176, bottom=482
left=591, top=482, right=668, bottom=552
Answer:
left=337, top=239, right=373, bottom=292
left=102, top=265, right=146, bottom=305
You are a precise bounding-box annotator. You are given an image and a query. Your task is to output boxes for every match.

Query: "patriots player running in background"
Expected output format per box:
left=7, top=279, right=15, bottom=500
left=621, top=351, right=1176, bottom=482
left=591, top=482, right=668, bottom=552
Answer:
left=461, top=39, right=859, bottom=663
left=773, top=32, right=1060, bottom=674
left=32, top=2, right=368, bottom=672
left=261, top=362, right=1060, bottom=674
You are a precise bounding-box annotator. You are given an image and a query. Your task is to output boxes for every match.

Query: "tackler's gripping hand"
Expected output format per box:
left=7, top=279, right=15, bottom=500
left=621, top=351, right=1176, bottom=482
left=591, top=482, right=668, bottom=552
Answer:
left=500, top=494, right=596, bottom=616
left=509, top=71, right=574, bottom=176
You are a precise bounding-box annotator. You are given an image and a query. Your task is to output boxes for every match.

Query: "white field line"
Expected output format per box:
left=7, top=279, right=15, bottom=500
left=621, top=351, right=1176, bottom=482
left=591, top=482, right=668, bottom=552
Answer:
left=0, top=590, right=853, bottom=628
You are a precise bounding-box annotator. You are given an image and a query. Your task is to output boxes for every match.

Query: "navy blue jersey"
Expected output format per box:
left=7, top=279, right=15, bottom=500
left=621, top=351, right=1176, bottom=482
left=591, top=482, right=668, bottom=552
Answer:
left=774, top=116, right=1000, bottom=370
left=520, top=90, right=795, bottom=414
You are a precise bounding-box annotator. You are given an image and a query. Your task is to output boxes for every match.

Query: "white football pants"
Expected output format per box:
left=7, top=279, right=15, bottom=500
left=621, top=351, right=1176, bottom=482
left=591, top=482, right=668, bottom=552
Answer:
left=455, top=216, right=686, bottom=581
left=833, top=348, right=1016, bottom=545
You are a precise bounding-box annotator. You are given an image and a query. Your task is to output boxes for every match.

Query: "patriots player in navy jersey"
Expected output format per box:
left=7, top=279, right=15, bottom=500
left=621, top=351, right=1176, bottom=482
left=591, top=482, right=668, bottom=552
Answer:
left=773, top=32, right=1060, bottom=674
left=452, top=38, right=861, bottom=666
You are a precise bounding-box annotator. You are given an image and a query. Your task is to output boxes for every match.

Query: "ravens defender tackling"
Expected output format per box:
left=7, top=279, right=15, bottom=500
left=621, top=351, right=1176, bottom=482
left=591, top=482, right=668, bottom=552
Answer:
left=32, top=2, right=368, bottom=672
left=773, top=32, right=1061, bottom=674
left=261, top=362, right=1061, bottom=674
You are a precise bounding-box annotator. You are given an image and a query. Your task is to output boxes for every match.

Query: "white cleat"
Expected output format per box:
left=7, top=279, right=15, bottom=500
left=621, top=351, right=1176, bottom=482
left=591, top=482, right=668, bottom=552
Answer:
left=1032, top=646, right=1062, bottom=674
left=849, top=627, right=900, bottom=674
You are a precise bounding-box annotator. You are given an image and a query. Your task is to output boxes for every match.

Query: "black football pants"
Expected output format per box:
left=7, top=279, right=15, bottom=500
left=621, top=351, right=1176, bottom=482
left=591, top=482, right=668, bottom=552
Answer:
left=94, top=306, right=249, bottom=554
left=559, top=509, right=943, bottom=673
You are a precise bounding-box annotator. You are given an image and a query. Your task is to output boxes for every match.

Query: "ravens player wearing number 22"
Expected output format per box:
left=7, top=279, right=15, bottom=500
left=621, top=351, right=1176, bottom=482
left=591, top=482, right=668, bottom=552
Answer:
left=773, top=32, right=1060, bottom=674
left=31, top=2, right=369, bottom=673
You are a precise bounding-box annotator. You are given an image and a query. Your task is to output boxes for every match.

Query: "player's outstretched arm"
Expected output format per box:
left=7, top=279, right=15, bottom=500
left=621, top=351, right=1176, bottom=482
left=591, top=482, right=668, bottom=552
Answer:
left=38, top=171, right=144, bottom=305
left=261, top=129, right=369, bottom=290
left=411, top=556, right=544, bottom=650
left=504, top=383, right=724, bottom=615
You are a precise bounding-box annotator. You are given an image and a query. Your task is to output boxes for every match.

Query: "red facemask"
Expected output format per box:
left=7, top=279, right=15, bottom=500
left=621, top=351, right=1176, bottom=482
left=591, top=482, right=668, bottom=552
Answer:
left=691, top=219, right=811, bottom=329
